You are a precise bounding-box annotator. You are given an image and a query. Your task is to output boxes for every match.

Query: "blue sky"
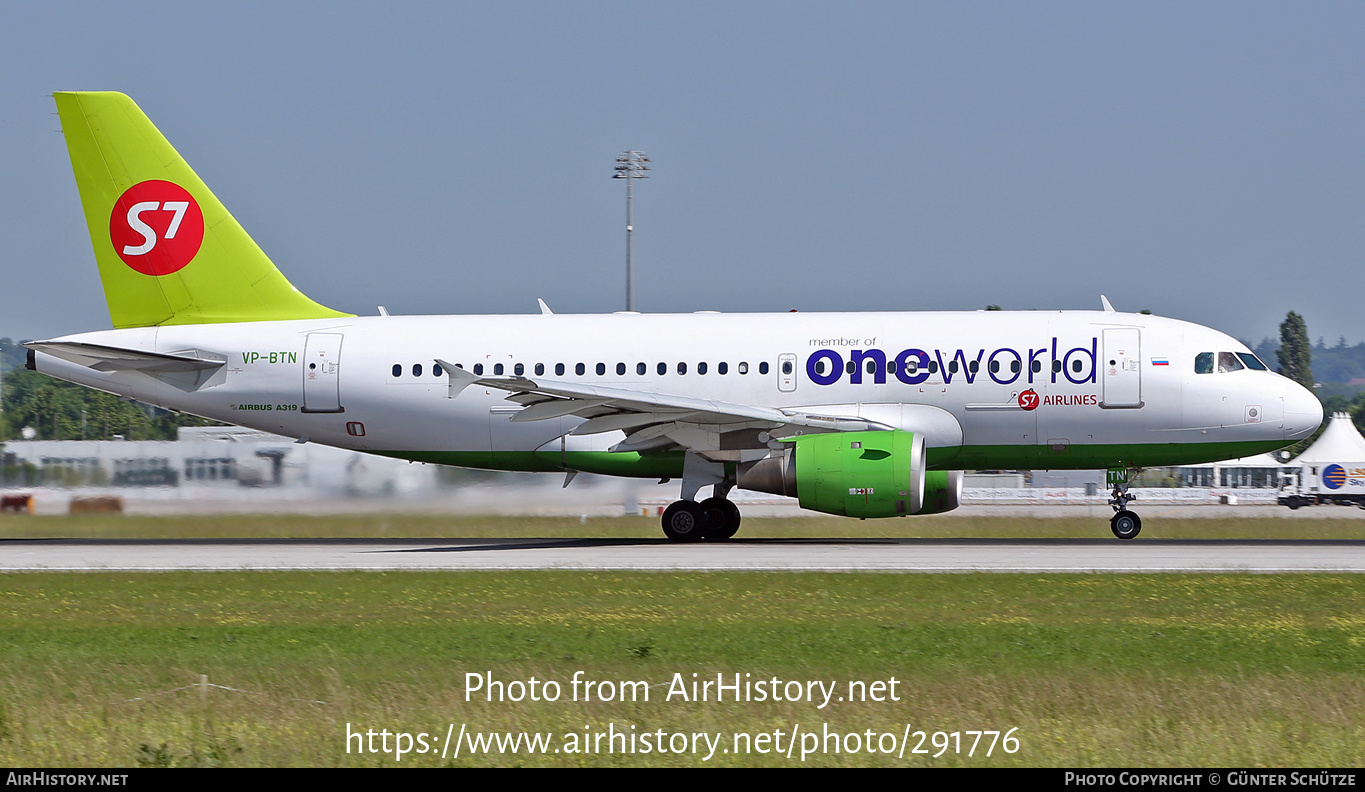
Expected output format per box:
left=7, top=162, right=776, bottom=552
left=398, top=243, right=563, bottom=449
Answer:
left=3, top=2, right=1362, bottom=346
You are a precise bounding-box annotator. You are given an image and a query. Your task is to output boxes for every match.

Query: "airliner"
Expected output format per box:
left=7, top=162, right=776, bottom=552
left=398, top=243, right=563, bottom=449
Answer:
left=24, top=92, right=1324, bottom=541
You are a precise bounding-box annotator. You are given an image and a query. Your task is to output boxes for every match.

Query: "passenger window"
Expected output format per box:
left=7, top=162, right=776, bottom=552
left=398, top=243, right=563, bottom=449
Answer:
left=514, top=363, right=524, bottom=376
left=1071, top=359, right=1082, bottom=373
left=616, top=362, right=626, bottom=375
left=657, top=362, right=667, bottom=375
left=969, top=360, right=979, bottom=374
left=949, top=361, right=958, bottom=374
left=1194, top=352, right=1214, bottom=374
left=637, top=362, right=647, bottom=375
left=783, top=360, right=793, bottom=375
left=698, top=362, right=708, bottom=375
left=989, top=360, right=999, bottom=374
left=1011, top=360, right=1021, bottom=374
left=433, top=364, right=443, bottom=377
left=678, top=362, right=688, bottom=375
left=1217, top=352, right=1244, bottom=373
left=759, top=362, right=769, bottom=375
left=535, top=363, right=545, bottom=376
left=391, top=364, right=401, bottom=377
left=1051, top=360, right=1061, bottom=373
left=474, top=363, right=484, bottom=375
left=738, top=362, right=749, bottom=375
left=906, top=359, right=919, bottom=374
left=928, top=361, right=939, bottom=374
left=493, top=363, right=504, bottom=375
left=846, top=361, right=856, bottom=374
left=555, top=363, right=565, bottom=376
left=596, top=363, right=606, bottom=376
left=866, top=360, right=876, bottom=375
left=1031, top=360, right=1041, bottom=374
left=575, top=363, right=585, bottom=376
left=718, top=362, right=728, bottom=375
left=413, top=363, right=423, bottom=377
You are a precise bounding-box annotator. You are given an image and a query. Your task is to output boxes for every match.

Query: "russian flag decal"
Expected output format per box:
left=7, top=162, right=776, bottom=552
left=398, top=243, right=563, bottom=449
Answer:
left=1151, top=358, right=1169, bottom=366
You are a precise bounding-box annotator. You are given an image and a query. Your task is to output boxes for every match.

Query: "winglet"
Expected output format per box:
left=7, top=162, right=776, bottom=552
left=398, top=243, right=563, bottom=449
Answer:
left=537, top=298, right=553, bottom=315
left=1100, top=295, right=1116, bottom=312
left=435, top=359, right=478, bottom=399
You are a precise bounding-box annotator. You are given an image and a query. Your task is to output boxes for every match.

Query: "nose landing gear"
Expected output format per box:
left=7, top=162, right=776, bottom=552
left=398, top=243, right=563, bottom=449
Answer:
left=1108, top=468, right=1142, bottom=540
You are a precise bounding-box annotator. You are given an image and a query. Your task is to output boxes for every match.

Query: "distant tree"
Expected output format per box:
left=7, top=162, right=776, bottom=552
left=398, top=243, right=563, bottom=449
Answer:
left=1, top=366, right=219, bottom=441
left=1277, top=311, right=1314, bottom=390
left=1139, top=309, right=1152, bottom=315
left=985, top=305, right=1002, bottom=311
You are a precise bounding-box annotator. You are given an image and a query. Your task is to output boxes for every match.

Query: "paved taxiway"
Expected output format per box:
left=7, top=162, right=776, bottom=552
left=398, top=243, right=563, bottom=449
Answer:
left=3, top=538, right=1364, bottom=572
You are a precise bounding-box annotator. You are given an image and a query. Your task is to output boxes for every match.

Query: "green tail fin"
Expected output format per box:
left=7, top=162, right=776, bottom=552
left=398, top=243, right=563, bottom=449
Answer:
left=54, top=91, right=351, bottom=328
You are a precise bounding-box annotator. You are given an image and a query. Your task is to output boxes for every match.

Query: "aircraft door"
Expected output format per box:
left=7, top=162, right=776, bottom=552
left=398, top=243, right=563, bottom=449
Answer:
left=778, top=353, right=797, bottom=392
left=302, top=332, right=344, bottom=413
left=1101, top=328, right=1142, bottom=408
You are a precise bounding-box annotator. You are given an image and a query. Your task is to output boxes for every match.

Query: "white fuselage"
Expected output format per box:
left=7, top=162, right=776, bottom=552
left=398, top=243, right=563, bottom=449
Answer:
left=32, top=309, right=1322, bottom=477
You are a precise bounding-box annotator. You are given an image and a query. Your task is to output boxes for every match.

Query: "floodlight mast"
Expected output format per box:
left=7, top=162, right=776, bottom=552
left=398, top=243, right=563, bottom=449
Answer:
left=613, top=151, right=650, bottom=312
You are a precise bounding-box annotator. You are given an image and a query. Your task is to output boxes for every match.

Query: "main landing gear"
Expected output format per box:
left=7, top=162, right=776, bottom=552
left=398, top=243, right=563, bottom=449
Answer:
left=1108, top=469, right=1142, bottom=540
left=661, top=465, right=742, bottom=543
left=661, top=497, right=741, bottom=542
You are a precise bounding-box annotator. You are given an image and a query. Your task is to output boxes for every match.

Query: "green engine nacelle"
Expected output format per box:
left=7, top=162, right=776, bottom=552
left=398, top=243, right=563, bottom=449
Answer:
left=736, top=430, right=966, bottom=517
left=792, top=430, right=927, bottom=518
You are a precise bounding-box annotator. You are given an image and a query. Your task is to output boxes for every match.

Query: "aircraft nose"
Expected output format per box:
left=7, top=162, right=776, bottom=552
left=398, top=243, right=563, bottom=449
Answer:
left=1283, top=380, right=1323, bottom=441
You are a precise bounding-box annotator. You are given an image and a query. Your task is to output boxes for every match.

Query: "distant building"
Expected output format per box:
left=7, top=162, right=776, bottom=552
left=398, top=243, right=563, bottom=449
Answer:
left=0, top=425, right=434, bottom=496
left=1173, top=453, right=1288, bottom=489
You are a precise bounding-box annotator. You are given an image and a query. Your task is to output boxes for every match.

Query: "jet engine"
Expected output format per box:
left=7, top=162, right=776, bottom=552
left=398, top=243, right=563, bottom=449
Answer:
left=737, top=429, right=964, bottom=517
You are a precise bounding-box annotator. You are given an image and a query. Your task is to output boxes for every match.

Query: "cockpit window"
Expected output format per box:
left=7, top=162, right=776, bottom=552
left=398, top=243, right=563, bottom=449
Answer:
left=1195, top=352, right=1214, bottom=374
left=1217, top=352, right=1245, bottom=373
left=1237, top=352, right=1268, bottom=371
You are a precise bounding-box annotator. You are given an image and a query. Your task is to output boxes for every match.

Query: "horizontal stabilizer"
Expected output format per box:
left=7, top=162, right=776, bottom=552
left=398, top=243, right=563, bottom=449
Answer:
left=26, top=340, right=227, bottom=392
left=26, top=341, right=225, bottom=373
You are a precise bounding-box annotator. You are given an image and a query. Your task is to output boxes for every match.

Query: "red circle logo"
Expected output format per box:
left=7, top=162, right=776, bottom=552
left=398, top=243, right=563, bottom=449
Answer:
left=1018, top=389, right=1040, bottom=411
left=109, top=180, right=205, bottom=276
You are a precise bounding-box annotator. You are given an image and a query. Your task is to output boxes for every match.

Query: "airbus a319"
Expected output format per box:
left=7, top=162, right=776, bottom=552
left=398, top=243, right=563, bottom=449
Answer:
left=25, top=92, right=1324, bottom=541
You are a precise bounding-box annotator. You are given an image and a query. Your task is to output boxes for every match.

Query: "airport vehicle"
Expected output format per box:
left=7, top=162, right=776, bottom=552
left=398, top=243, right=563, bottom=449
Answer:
left=1278, top=412, right=1365, bottom=509
left=25, top=92, right=1324, bottom=541
left=1278, top=466, right=1365, bottom=509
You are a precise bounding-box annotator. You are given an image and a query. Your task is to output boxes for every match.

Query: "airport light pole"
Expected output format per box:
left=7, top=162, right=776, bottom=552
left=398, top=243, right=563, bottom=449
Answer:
left=613, top=151, right=650, bottom=312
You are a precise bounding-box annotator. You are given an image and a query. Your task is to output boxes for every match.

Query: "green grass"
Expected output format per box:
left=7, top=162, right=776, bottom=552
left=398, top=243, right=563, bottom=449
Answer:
left=0, top=571, right=1361, bottom=766
left=2, top=511, right=1363, bottom=540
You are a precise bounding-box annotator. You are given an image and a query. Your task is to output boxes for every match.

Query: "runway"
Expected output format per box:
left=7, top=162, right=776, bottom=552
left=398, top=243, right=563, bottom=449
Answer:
left=3, top=537, right=1365, bottom=572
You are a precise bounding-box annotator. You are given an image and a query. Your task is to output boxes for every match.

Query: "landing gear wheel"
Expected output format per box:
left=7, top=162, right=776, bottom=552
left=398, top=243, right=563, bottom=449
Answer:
left=1110, top=510, right=1142, bottom=540
left=698, top=497, right=742, bottom=540
left=661, top=500, right=706, bottom=543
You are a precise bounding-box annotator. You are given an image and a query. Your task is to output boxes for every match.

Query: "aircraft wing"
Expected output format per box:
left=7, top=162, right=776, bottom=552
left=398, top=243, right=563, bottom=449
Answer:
left=435, top=359, right=887, bottom=454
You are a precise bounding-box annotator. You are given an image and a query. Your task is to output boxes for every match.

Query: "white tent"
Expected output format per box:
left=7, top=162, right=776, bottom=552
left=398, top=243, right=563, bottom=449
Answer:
left=1289, top=412, right=1365, bottom=465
